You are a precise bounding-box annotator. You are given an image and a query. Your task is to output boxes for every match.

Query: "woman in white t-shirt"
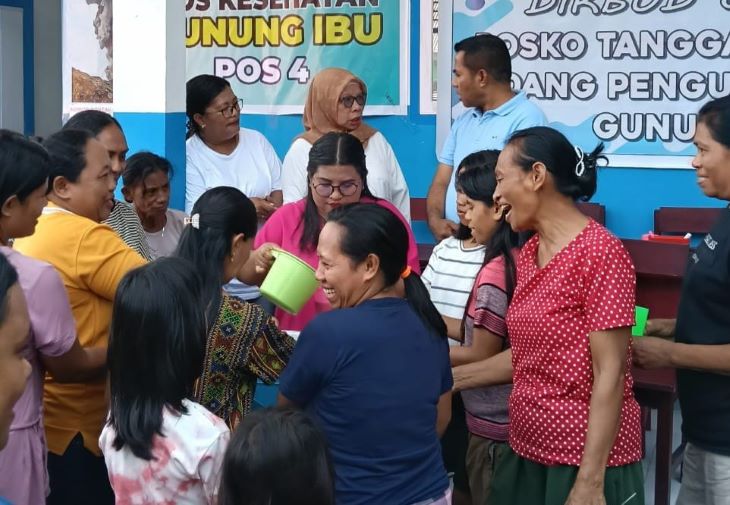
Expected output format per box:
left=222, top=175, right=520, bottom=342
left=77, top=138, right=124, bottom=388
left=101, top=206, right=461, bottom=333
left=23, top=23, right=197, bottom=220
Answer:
left=185, top=74, right=281, bottom=303
left=122, top=152, right=186, bottom=259
left=281, top=68, right=411, bottom=221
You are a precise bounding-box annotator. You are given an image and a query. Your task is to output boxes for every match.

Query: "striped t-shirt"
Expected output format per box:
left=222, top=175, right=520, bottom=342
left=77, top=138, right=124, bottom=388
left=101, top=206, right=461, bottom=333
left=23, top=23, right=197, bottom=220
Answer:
left=422, top=236, right=485, bottom=320
left=103, top=200, right=153, bottom=261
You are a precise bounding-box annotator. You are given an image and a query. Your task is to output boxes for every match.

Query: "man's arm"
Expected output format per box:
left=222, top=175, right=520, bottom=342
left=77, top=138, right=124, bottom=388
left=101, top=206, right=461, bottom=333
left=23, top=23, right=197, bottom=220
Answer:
left=427, top=163, right=458, bottom=240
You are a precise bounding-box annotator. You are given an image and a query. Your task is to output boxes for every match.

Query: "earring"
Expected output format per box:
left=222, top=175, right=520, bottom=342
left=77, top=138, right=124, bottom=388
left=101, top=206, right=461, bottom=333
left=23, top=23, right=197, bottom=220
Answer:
left=230, top=255, right=235, bottom=263
left=201, top=124, right=207, bottom=129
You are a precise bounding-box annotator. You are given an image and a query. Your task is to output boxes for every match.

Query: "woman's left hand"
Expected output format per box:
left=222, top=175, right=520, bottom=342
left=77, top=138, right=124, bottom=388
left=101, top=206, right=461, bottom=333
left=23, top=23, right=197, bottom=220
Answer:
left=565, top=480, right=606, bottom=505
left=632, top=336, right=674, bottom=369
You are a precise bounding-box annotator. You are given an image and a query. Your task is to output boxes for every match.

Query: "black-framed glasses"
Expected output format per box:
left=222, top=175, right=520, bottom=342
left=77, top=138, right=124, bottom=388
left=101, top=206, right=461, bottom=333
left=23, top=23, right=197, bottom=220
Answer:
left=339, top=94, right=366, bottom=109
left=313, top=181, right=359, bottom=197
left=208, top=98, right=242, bottom=118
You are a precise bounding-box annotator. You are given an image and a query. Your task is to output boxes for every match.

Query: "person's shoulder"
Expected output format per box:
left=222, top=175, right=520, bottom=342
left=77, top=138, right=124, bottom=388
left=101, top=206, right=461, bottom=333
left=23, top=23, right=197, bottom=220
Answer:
left=240, top=127, right=273, bottom=148
left=167, top=208, right=187, bottom=224
left=579, top=221, right=632, bottom=264
left=1, top=247, right=61, bottom=289
left=511, top=93, right=547, bottom=122
left=453, top=107, right=478, bottom=126
left=181, top=399, right=230, bottom=435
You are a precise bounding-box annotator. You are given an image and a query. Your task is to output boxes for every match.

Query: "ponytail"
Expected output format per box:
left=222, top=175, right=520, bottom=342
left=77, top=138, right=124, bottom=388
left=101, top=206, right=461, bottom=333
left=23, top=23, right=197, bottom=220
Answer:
left=403, top=273, right=447, bottom=338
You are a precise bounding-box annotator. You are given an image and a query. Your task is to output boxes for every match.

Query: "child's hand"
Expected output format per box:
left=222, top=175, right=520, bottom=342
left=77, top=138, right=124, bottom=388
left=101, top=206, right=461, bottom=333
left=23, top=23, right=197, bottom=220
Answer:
left=254, top=243, right=278, bottom=274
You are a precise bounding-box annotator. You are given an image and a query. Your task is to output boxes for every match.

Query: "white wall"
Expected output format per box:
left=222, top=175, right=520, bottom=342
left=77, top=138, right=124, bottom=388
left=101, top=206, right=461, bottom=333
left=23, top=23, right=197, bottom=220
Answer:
left=33, top=0, right=62, bottom=136
left=0, top=6, right=25, bottom=132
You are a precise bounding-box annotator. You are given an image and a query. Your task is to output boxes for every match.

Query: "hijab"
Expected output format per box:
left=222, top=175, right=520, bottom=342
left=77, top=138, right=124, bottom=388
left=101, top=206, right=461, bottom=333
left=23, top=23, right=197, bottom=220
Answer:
left=300, top=68, right=377, bottom=145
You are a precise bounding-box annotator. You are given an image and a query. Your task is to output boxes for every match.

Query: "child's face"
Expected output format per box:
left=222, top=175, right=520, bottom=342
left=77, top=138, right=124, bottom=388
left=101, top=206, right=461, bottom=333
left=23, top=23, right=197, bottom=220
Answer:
left=126, top=170, right=170, bottom=219
left=456, top=190, right=469, bottom=226
left=464, top=197, right=500, bottom=245
left=0, top=283, right=31, bottom=450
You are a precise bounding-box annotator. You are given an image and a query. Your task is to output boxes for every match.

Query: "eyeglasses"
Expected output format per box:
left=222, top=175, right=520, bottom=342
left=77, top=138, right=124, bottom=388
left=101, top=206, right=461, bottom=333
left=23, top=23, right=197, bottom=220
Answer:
left=208, top=98, right=242, bottom=118
left=339, top=94, right=366, bottom=109
left=313, top=181, right=360, bottom=197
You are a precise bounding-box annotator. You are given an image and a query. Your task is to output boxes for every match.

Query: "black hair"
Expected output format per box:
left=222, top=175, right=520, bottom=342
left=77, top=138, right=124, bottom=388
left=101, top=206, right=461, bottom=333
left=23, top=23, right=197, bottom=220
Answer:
left=454, top=34, right=511, bottom=84
left=174, top=186, right=258, bottom=324
left=507, top=126, right=605, bottom=201
left=452, top=150, right=500, bottom=241
left=327, top=203, right=446, bottom=337
left=63, top=110, right=122, bottom=137
left=186, top=74, right=231, bottom=138
left=107, top=257, right=207, bottom=461
left=0, top=129, right=50, bottom=206
left=121, top=152, right=173, bottom=189
left=42, top=129, right=96, bottom=190
left=0, top=253, right=19, bottom=327
left=698, top=95, right=730, bottom=149
left=456, top=152, right=518, bottom=337
left=219, top=407, right=335, bottom=505
left=300, top=132, right=375, bottom=252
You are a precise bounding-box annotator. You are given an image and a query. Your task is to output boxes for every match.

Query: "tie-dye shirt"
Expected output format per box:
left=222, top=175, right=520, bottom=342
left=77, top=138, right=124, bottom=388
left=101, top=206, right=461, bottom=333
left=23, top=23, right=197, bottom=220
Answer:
left=99, top=400, right=230, bottom=505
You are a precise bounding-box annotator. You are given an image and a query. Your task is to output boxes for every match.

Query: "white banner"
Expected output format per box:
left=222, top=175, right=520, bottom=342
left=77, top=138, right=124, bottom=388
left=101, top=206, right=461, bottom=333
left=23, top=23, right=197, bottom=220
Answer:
left=440, top=0, right=730, bottom=168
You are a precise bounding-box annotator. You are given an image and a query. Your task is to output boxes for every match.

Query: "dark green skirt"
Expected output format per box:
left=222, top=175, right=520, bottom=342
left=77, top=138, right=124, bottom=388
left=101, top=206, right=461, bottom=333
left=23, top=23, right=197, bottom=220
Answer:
left=488, top=447, right=644, bottom=505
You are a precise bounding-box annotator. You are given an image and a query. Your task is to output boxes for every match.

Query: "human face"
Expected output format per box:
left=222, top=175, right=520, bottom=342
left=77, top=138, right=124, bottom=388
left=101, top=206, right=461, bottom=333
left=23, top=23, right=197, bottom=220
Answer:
left=493, top=144, right=538, bottom=232
left=0, top=283, right=32, bottom=450
left=336, top=81, right=365, bottom=132
left=316, top=222, right=370, bottom=309
left=464, top=197, right=500, bottom=245
left=61, top=138, right=116, bottom=222
left=126, top=170, right=170, bottom=221
left=0, top=182, right=48, bottom=241
left=452, top=51, right=483, bottom=108
left=309, top=164, right=364, bottom=218
left=197, top=87, right=241, bottom=143
left=692, top=121, right=730, bottom=200
left=96, top=124, right=129, bottom=183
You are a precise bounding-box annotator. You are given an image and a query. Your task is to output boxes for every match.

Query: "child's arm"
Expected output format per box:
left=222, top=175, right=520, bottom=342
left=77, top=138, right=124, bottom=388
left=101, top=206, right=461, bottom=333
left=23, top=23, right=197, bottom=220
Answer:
left=199, top=429, right=231, bottom=505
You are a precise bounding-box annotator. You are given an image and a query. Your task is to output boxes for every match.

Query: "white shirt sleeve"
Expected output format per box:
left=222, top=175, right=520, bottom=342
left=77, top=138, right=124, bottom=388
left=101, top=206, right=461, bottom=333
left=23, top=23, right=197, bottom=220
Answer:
left=198, top=429, right=230, bottom=505
left=281, top=139, right=312, bottom=203
left=185, top=140, right=207, bottom=215
left=378, top=135, right=411, bottom=222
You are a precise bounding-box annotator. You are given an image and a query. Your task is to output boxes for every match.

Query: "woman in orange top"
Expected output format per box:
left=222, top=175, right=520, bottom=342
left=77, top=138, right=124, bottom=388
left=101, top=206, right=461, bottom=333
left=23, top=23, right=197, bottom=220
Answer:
left=14, top=129, right=146, bottom=505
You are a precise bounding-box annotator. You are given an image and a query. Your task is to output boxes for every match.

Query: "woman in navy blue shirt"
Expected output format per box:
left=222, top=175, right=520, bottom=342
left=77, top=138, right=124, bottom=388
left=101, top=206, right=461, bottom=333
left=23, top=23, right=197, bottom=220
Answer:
left=279, top=203, right=453, bottom=505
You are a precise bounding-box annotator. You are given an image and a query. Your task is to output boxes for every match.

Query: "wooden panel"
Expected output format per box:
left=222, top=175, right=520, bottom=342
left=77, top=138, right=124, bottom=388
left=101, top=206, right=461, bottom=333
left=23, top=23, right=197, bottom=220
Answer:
left=576, top=201, right=606, bottom=225
left=410, top=197, right=428, bottom=222
left=653, top=207, right=723, bottom=235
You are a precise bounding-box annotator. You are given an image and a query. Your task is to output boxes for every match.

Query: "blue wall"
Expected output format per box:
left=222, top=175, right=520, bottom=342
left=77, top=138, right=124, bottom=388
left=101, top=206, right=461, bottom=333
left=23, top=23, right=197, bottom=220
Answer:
left=0, top=0, right=34, bottom=133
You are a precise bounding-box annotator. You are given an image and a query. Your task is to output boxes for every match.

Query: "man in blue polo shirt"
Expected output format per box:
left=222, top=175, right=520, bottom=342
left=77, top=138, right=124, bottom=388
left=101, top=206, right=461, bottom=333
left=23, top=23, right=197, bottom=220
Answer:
left=427, top=34, right=546, bottom=240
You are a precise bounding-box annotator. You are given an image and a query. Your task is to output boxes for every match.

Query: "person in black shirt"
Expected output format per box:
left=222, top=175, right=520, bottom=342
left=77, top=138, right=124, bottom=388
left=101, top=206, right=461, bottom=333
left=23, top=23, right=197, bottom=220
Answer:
left=633, top=94, right=730, bottom=505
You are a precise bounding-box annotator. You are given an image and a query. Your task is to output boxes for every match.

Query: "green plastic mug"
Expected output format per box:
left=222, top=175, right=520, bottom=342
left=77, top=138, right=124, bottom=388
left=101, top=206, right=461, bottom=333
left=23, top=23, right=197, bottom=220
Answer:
left=632, top=305, right=649, bottom=337
left=260, top=249, right=318, bottom=315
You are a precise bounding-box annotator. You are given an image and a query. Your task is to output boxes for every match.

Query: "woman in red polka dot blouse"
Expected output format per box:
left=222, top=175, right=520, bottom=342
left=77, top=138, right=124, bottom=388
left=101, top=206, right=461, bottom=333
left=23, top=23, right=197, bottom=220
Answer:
left=453, top=127, right=644, bottom=505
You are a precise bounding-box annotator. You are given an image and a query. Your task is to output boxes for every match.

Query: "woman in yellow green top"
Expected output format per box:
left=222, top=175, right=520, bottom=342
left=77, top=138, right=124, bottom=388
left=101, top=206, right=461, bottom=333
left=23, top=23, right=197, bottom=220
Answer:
left=14, top=129, right=146, bottom=505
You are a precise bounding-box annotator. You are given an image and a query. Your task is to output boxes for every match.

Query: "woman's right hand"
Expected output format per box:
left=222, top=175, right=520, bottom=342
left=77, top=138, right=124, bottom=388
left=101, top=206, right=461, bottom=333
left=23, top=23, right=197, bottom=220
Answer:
left=250, top=197, right=278, bottom=220
left=645, top=318, right=676, bottom=339
left=253, top=243, right=278, bottom=274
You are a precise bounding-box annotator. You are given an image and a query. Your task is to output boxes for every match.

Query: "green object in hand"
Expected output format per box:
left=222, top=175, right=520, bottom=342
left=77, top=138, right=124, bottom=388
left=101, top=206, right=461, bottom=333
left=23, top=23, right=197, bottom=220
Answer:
left=632, top=306, right=649, bottom=337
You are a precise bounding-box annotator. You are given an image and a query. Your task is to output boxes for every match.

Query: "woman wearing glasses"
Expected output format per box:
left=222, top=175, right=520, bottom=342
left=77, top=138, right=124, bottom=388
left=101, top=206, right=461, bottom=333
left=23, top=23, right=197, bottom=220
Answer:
left=281, top=68, right=411, bottom=221
left=242, top=132, right=420, bottom=331
left=186, top=74, right=283, bottom=306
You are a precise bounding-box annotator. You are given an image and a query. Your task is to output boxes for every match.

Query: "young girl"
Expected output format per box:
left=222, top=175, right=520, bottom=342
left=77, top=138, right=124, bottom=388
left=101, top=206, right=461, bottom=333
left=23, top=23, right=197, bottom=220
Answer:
left=100, top=257, right=229, bottom=505
left=175, top=187, right=294, bottom=430
left=219, top=407, right=335, bottom=505
left=452, top=153, right=518, bottom=505
left=121, top=152, right=186, bottom=259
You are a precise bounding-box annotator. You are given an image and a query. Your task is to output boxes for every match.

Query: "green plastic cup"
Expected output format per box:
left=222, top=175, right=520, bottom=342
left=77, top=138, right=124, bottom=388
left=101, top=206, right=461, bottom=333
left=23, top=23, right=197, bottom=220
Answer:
left=632, top=305, right=649, bottom=337
left=260, top=249, right=318, bottom=315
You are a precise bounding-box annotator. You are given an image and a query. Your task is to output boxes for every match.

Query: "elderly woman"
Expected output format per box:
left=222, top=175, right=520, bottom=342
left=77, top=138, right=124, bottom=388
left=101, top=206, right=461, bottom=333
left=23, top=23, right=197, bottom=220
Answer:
left=633, top=95, right=730, bottom=504
left=453, top=126, right=644, bottom=505
left=186, top=74, right=283, bottom=305
left=281, top=68, right=411, bottom=220
left=13, top=129, right=146, bottom=505
left=243, top=132, right=419, bottom=331
left=278, top=203, right=452, bottom=505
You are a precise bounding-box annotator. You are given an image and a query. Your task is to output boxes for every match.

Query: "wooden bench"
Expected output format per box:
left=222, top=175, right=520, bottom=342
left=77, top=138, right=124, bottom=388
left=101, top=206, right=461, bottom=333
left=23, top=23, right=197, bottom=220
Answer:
left=653, top=206, right=723, bottom=235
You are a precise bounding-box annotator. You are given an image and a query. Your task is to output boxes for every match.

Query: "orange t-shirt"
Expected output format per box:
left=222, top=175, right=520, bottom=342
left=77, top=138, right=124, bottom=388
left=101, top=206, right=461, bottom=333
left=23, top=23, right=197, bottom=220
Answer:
left=14, top=205, right=147, bottom=455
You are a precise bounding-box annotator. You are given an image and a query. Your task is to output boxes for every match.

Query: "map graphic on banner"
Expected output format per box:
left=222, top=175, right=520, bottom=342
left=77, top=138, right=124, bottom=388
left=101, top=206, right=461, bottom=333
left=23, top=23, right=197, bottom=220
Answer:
left=185, top=0, right=409, bottom=115
left=448, top=0, right=730, bottom=167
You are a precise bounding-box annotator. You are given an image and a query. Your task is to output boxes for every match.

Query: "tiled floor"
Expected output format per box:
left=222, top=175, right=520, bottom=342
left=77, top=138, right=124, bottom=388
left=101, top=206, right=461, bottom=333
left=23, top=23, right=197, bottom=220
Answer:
left=642, top=404, right=683, bottom=504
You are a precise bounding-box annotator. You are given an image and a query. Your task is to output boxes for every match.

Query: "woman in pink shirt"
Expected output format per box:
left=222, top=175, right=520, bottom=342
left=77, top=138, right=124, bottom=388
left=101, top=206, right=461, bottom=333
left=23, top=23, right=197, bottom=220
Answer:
left=243, top=132, right=419, bottom=331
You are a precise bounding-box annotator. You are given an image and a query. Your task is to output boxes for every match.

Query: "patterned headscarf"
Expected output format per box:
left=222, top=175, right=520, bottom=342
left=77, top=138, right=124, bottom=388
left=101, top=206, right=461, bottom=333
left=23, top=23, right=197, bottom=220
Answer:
left=299, top=67, right=377, bottom=145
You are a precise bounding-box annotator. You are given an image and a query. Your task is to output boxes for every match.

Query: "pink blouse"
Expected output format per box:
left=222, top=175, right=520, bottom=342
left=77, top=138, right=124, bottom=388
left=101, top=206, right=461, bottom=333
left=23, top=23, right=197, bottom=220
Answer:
left=255, top=197, right=420, bottom=331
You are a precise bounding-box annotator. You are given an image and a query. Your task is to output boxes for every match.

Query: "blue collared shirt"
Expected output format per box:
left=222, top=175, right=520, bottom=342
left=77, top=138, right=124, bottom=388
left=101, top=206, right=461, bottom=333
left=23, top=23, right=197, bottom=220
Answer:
left=438, top=92, right=546, bottom=222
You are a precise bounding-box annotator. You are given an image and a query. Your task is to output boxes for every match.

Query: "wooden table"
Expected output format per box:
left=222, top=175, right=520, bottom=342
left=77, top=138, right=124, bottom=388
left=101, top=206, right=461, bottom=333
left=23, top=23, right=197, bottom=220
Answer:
left=632, top=367, right=677, bottom=505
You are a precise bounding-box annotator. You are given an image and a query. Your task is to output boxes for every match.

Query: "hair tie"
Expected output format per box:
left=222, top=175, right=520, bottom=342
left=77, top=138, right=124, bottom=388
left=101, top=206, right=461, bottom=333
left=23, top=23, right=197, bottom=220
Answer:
left=184, top=213, right=200, bottom=229
left=574, top=146, right=586, bottom=177
left=400, top=266, right=412, bottom=279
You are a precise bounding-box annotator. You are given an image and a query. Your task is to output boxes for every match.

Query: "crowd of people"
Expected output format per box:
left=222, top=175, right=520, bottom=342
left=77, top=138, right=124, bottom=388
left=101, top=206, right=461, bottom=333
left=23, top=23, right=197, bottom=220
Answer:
left=0, top=32, right=728, bottom=505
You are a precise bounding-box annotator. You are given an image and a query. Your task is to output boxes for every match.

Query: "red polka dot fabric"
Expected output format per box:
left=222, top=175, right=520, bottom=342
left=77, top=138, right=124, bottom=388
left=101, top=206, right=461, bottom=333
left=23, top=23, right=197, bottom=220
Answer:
left=507, top=220, right=643, bottom=467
